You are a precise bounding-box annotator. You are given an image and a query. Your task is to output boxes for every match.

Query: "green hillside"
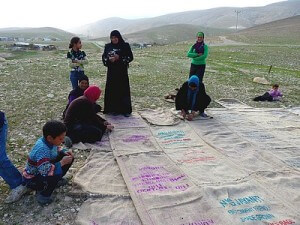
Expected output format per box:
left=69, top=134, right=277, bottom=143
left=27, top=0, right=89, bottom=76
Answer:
left=94, top=24, right=231, bottom=45
left=228, top=15, right=300, bottom=45
left=0, top=27, right=75, bottom=41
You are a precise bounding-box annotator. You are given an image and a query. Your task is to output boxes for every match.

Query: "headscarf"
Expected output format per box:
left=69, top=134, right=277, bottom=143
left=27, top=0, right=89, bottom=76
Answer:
left=84, top=85, right=102, bottom=103
left=193, top=32, right=205, bottom=54
left=79, top=75, right=89, bottom=83
left=197, top=32, right=204, bottom=38
left=110, top=30, right=125, bottom=45
left=187, top=75, right=200, bottom=110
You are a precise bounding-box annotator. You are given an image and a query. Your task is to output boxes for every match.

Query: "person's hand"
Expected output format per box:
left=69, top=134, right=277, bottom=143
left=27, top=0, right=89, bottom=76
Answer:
left=114, top=54, right=120, bottom=61
left=198, top=53, right=203, bottom=56
left=187, top=114, right=194, bottom=121
left=106, top=125, right=114, bottom=131
left=109, top=57, right=115, bottom=62
left=181, top=110, right=187, bottom=119
left=65, top=150, right=74, bottom=158
left=61, top=155, right=73, bottom=166
left=104, top=121, right=111, bottom=126
left=72, top=59, right=79, bottom=63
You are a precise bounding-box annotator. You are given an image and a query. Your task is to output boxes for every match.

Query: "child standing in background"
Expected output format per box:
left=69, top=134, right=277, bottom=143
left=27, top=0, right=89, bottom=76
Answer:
left=67, top=37, right=88, bottom=89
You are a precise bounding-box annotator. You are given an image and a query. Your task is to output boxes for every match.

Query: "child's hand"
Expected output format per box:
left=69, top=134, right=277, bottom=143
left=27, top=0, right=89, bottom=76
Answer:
left=107, top=125, right=114, bottom=131
left=72, top=60, right=79, bottom=63
left=198, top=53, right=203, bottom=56
left=65, top=150, right=74, bottom=158
left=61, top=156, right=73, bottom=166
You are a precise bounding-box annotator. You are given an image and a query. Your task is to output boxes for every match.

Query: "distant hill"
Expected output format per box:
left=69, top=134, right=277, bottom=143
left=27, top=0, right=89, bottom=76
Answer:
left=72, top=0, right=300, bottom=38
left=94, top=24, right=231, bottom=45
left=228, top=15, right=300, bottom=44
left=0, top=27, right=75, bottom=41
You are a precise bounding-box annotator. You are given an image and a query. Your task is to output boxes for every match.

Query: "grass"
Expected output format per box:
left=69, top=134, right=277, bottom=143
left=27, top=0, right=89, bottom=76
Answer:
left=0, top=39, right=299, bottom=224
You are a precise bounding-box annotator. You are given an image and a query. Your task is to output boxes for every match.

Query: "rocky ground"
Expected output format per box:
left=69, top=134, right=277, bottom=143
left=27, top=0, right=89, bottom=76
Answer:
left=0, top=38, right=299, bottom=224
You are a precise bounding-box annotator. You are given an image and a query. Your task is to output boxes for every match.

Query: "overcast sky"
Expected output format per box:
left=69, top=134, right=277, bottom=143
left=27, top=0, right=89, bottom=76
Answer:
left=0, top=0, right=285, bottom=30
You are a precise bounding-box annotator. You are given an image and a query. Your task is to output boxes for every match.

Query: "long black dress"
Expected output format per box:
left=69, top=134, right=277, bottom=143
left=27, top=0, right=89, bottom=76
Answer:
left=102, top=42, right=133, bottom=114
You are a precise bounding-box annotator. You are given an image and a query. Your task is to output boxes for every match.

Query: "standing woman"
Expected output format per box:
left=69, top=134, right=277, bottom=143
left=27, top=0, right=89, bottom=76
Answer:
left=67, top=37, right=88, bottom=89
left=187, top=32, right=209, bottom=83
left=102, top=30, right=134, bottom=116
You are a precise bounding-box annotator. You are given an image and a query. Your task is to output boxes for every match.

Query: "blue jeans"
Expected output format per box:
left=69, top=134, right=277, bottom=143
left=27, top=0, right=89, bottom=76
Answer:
left=70, top=71, right=85, bottom=89
left=0, top=115, right=23, bottom=189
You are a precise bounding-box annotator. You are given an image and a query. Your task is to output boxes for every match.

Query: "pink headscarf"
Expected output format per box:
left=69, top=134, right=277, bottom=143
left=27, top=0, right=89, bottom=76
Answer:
left=84, top=85, right=101, bottom=103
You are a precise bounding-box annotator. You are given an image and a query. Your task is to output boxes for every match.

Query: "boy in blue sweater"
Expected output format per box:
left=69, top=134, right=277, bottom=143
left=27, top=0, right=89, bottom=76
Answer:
left=23, top=120, right=74, bottom=205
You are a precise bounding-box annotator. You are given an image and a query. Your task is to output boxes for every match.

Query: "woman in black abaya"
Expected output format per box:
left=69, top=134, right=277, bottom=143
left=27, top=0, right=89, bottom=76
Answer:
left=102, top=30, right=134, bottom=116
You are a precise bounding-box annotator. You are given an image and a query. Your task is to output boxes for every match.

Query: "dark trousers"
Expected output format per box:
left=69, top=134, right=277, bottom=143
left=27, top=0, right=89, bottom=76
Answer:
left=199, top=95, right=211, bottom=113
left=253, top=92, right=273, bottom=102
left=24, top=152, right=73, bottom=197
left=184, top=95, right=211, bottom=114
left=68, top=123, right=103, bottom=144
left=189, top=64, right=206, bottom=83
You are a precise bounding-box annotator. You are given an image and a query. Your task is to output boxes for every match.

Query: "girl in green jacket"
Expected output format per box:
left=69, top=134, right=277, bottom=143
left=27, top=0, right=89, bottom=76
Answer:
left=187, top=32, right=209, bottom=83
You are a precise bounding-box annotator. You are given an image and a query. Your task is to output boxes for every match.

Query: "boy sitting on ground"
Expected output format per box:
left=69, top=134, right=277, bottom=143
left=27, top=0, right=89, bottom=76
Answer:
left=22, top=120, right=74, bottom=205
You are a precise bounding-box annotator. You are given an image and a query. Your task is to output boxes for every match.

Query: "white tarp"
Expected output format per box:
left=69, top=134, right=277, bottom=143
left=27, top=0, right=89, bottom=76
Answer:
left=150, top=123, right=201, bottom=149
left=139, top=108, right=181, bottom=126
left=76, top=197, right=142, bottom=225
left=216, top=98, right=252, bottom=109
left=115, top=152, right=232, bottom=225
left=110, top=128, right=161, bottom=156
left=163, top=146, right=249, bottom=185
left=72, top=151, right=129, bottom=197
left=74, top=109, right=300, bottom=225
left=207, top=108, right=300, bottom=169
left=105, top=113, right=148, bottom=129
left=72, top=134, right=111, bottom=151
left=202, top=179, right=299, bottom=224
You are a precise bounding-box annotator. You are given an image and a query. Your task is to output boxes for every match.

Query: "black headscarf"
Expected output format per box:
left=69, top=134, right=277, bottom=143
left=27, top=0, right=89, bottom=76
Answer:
left=110, top=30, right=125, bottom=45
left=79, top=75, right=89, bottom=83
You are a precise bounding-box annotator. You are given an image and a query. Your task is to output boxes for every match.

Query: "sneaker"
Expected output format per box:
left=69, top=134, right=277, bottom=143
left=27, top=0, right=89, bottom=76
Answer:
left=64, top=136, right=73, bottom=148
left=36, top=193, right=53, bottom=206
left=200, top=112, right=209, bottom=118
left=5, top=185, right=28, bottom=204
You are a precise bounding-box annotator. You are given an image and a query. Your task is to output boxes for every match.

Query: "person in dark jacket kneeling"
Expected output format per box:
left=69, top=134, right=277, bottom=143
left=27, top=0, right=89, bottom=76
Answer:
left=175, top=75, right=211, bottom=121
left=64, top=85, right=114, bottom=144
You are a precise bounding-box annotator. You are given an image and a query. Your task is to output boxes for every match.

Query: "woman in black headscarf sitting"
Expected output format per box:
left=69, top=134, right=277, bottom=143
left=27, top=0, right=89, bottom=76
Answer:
left=62, top=75, right=101, bottom=119
left=102, top=30, right=134, bottom=117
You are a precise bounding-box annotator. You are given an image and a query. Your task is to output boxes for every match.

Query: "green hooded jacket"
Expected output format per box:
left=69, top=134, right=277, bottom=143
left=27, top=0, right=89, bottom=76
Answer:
left=187, top=44, right=209, bottom=65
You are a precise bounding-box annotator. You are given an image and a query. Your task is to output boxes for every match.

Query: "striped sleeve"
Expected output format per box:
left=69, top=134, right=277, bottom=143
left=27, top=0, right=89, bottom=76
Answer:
left=35, top=147, right=56, bottom=177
